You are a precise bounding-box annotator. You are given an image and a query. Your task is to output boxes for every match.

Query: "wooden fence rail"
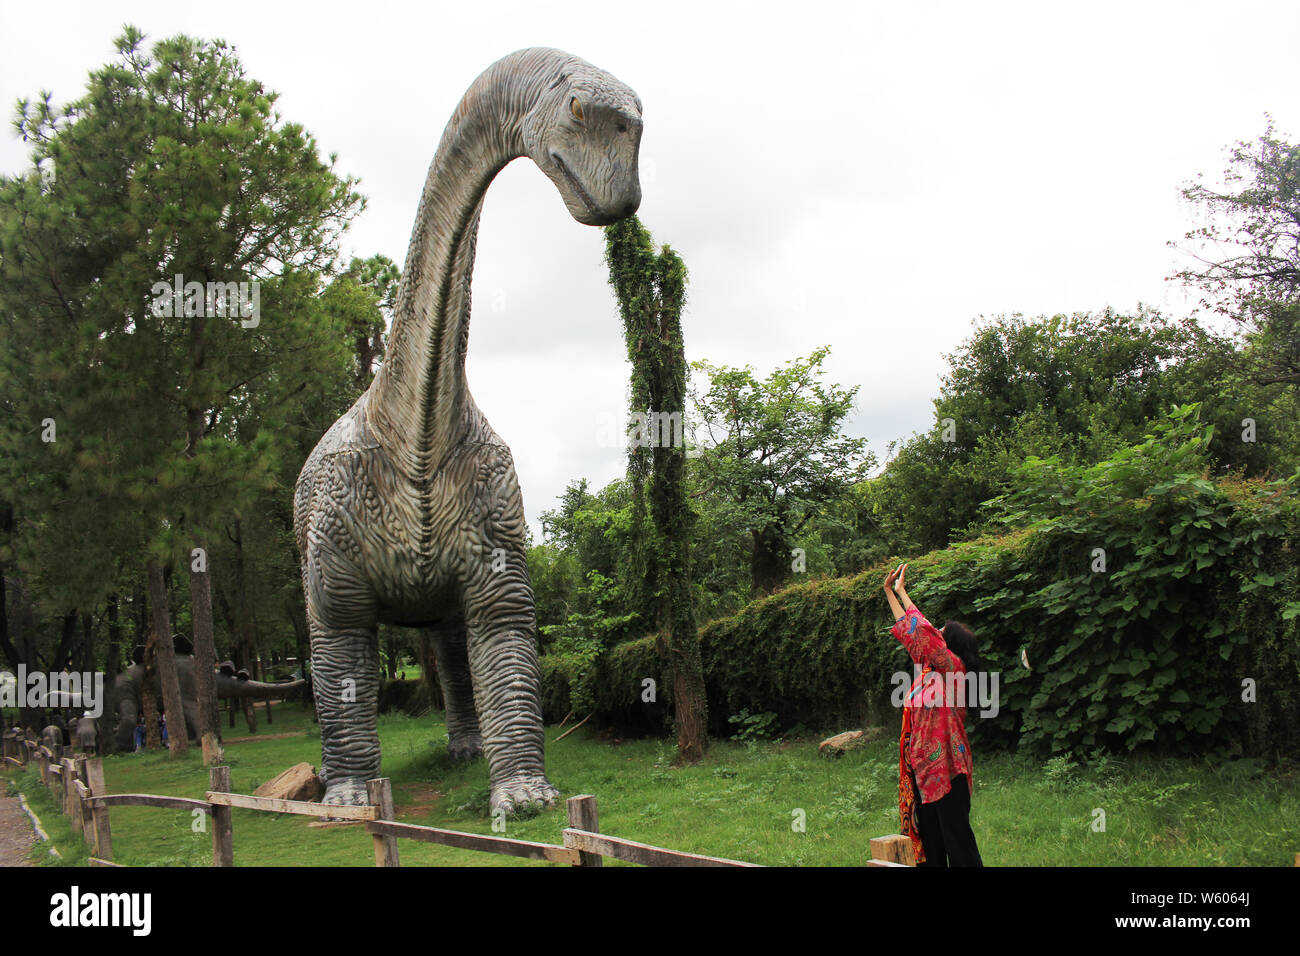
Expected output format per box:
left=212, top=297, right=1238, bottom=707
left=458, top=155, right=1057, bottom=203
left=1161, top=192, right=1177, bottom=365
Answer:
left=561, top=827, right=759, bottom=867
left=1, top=730, right=913, bottom=867
left=89, top=794, right=212, bottom=813
left=366, top=819, right=579, bottom=865
left=204, top=790, right=378, bottom=820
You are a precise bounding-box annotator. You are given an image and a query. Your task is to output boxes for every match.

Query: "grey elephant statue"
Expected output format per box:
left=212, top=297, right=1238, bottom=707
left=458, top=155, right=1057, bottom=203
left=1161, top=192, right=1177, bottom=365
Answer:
left=294, top=48, right=643, bottom=814
left=103, top=654, right=305, bottom=753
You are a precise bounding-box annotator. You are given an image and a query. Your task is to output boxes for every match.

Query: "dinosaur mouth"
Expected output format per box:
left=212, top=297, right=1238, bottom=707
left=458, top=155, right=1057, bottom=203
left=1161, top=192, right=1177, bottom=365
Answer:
left=550, top=152, right=603, bottom=221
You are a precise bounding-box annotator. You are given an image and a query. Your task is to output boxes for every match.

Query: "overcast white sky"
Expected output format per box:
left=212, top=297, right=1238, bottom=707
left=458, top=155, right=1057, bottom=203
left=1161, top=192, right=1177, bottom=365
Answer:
left=3, top=1, right=1296, bottom=539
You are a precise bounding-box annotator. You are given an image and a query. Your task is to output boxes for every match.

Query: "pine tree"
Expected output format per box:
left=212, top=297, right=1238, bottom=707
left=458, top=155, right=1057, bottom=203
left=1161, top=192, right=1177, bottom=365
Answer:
left=1, top=26, right=364, bottom=753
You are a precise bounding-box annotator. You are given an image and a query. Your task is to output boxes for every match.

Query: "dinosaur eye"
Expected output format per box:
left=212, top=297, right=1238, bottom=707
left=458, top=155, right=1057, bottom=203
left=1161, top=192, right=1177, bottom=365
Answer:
left=570, top=97, right=584, bottom=121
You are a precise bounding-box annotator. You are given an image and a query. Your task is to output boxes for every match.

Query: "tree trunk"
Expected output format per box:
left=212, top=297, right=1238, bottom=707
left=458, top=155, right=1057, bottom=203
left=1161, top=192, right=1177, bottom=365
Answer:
left=289, top=604, right=316, bottom=720
left=750, top=525, right=788, bottom=596
left=49, top=612, right=79, bottom=674
left=141, top=626, right=162, bottom=750
left=105, top=595, right=122, bottom=683
left=132, top=584, right=147, bottom=659
left=189, top=543, right=222, bottom=764
left=230, top=520, right=258, bottom=682
left=0, top=568, right=12, bottom=672
left=181, top=307, right=220, bottom=759
left=0, top=552, right=40, bottom=729
left=416, top=629, right=445, bottom=711
left=146, top=559, right=187, bottom=755
left=80, top=613, right=95, bottom=680
left=656, top=427, right=708, bottom=763
left=16, top=589, right=40, bottom=730
left=384, top=632, right=397, bottom=680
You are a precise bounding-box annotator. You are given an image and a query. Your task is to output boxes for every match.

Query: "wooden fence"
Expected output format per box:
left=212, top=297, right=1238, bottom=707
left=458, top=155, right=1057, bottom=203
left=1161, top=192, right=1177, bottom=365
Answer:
left=1, top=730, right=914, bottom=867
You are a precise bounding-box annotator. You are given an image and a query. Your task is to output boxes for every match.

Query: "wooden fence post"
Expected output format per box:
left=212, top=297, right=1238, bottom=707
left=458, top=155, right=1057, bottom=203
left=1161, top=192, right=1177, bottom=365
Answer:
left=61, top=757, right=80, bottom=827
left=74, top=755, right=93, bottom=844
left=210, top=766, right=233, bottom=867
left=868, top=834, right=915, bottom=866
left=85, top=758, right=113, bottom=861
left=52, top=744, right=65, bottom=803
left=37, top=746, right=48, bottom=784
left=566, top=794, right=602, bottom=867
left=366, top=778, right=400, bottom=868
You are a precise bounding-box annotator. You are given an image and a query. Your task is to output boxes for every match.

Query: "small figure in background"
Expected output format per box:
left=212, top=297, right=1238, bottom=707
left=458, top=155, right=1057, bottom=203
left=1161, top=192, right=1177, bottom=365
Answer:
left=76, top=711, right=97, bottom=755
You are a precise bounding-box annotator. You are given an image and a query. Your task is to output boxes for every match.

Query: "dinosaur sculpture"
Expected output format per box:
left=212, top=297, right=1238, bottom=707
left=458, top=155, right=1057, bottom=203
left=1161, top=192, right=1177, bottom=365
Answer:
left=102, top=655, right=305, bottom=753
left=295, top=48, right=643, bottom=813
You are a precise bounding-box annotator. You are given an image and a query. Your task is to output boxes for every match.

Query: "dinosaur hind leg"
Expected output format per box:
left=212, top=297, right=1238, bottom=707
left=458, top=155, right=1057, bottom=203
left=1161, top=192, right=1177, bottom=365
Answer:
left=430, top=622, right=482, bottom=762
left=313, top=622, right=382, bottom=806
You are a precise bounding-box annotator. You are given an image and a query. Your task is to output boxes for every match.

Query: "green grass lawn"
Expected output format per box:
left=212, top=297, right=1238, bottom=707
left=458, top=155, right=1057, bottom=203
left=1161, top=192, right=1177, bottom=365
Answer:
left=9, top=703, right=1298, bottom=866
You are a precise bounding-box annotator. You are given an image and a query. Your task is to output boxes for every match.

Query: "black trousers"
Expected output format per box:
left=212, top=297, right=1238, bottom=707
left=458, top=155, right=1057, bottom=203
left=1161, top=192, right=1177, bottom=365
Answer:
left=912, top=773, right=983, bottom=867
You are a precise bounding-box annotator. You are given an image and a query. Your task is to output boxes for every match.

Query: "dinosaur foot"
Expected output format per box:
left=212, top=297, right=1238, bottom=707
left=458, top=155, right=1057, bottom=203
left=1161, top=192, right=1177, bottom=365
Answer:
left=490, top=774, right=560, bottom=817
left=447, top=733, right=483, bottom=763
left=321, top=777, right=370, bottom=820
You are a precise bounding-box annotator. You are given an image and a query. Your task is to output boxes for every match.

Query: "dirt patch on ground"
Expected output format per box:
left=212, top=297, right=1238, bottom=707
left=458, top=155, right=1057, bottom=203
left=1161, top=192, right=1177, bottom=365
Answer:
left=0, top=794, right=37, bottom=866
left=395, top=782, right=442, bottom=815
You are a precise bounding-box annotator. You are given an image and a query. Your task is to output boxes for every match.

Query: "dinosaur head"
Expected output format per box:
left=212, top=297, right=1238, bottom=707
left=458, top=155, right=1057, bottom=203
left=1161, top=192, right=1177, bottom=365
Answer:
left=522, top=57, right=643, bottom=227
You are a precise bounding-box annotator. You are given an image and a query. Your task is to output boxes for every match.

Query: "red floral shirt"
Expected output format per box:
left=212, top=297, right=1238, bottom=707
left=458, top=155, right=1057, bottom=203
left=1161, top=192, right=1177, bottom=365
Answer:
left=892, top=607, right=975, bottom=804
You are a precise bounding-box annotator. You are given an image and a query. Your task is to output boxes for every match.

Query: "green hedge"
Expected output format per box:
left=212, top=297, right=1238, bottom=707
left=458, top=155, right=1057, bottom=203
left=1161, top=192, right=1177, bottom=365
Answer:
left=540, top=411, right=1300, bottom=758
left=541, top=637, right=673, bottom=733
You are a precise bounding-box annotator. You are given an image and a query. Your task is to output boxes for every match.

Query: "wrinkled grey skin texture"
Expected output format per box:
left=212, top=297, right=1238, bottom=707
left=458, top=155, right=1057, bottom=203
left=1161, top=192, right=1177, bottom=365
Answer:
left=294, top=48, right=642, bottom=815
left=103, top=655, right=305, bottom=753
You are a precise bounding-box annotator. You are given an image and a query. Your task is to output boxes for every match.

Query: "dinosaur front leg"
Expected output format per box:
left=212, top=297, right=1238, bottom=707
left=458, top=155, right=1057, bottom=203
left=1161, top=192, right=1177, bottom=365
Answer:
left=313, top=623, right=382, bottom=806
left=431, top=623, right=482, bottom=761
left=462, top=557, right=558, bottom=816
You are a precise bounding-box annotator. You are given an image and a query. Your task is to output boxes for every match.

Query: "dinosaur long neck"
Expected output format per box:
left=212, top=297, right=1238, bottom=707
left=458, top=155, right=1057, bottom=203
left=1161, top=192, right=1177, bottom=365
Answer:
left=368, top=57, right=542, bottom=477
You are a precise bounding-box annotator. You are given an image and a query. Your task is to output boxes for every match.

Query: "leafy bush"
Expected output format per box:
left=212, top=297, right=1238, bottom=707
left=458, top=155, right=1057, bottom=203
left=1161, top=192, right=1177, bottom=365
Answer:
left=1042, top=755, right=1080, bottom=789
left=541, top=633, right=673, bottom=733
left=980, top=405, right=1300, bottom=757
left=727, top=709, right=779, bottom=742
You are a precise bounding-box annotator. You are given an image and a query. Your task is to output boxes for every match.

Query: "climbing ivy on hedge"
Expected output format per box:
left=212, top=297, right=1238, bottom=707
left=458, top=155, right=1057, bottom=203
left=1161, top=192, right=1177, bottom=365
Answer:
left=541, top=406, right=1300, bottom=759
left=979, top=405, right=1300, bottom=757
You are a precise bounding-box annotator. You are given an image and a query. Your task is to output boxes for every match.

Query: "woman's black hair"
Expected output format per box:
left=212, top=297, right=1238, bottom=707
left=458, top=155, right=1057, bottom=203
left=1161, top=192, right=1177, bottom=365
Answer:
left=942, top=620, right=983, bottom=673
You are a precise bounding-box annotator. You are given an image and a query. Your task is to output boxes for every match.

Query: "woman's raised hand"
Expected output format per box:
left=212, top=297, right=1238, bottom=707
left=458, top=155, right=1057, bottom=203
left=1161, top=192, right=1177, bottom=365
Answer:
left=894, top=563, right=908, bottom=593
left=884, top=564, right=902, bottom=591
